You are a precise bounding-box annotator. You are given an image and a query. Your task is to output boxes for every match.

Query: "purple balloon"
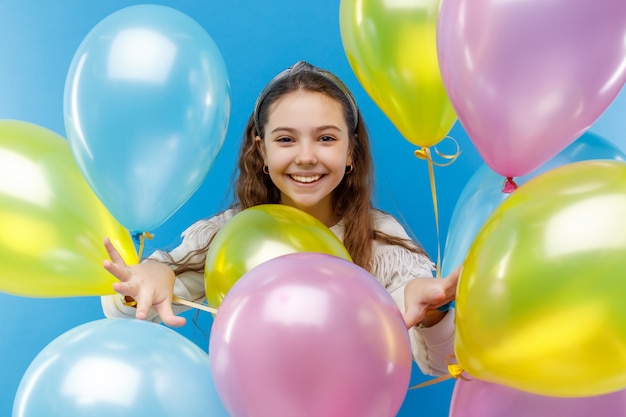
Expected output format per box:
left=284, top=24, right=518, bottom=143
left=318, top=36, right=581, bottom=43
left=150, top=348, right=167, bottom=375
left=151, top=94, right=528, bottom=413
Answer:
left=209, top=252, right=412, bottom=417
left=450, top=377, right=626, bottom=417
left=437, top=0, right=626, bottom=178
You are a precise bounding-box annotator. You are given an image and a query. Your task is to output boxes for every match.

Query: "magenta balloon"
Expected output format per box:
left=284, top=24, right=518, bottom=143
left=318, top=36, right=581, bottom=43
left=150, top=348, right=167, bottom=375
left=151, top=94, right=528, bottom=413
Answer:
left=450, top=377, right=626, bottom=417
left=209, top=252, right=412, bottom=417
left=437, top=0, right=626, bottom=178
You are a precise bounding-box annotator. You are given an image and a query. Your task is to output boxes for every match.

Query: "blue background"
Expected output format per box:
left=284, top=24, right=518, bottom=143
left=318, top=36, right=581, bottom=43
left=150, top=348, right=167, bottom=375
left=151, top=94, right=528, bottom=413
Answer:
left=0, top=1, right=624, bottom=416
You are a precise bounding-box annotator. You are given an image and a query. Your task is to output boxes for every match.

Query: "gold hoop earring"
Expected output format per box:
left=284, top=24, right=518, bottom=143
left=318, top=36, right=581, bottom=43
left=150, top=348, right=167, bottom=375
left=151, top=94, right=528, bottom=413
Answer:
left=263, top=165, right=270, bottom=175
left=345, top=165, right=353, bottom=174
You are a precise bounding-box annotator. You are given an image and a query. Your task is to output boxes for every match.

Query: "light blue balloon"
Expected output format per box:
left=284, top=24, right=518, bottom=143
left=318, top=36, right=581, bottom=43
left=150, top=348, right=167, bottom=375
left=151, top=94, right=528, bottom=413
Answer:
left=12, top=318, right=229, bottom=417
left=442, top=132, right=626, bottom=277
left=589, top=84, right=626, bottom=153
left=64, top=5, right=231, bottom=235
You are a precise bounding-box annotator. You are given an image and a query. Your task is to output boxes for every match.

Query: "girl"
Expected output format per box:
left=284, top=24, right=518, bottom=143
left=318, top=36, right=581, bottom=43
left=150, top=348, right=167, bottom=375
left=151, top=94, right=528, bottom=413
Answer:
left=102, top=61, right=459, bottom=376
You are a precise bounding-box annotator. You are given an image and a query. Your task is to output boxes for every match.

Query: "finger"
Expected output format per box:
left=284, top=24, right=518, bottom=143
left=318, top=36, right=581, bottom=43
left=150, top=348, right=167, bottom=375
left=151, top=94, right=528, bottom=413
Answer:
left=104, top=259, right=131, bottom=282
left=441, top=266, right=462, bottom=295
left=154, top=303, right=186, bottom=328
left=447, top=265, right=462, bottom=283
left=424, top=286, right=446, bottom=306
left=104, top=237, right=127, bottom=266
left=134, top=295, right=153, bottom=321
left=112, top=281, right=135, bottom=295
left=404, top=305, right=427, bottom=329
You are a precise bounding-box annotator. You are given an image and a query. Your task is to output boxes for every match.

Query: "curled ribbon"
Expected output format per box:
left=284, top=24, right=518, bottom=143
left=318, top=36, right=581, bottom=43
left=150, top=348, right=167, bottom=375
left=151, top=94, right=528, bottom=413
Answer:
left=413, top=137, right=461, bottom=277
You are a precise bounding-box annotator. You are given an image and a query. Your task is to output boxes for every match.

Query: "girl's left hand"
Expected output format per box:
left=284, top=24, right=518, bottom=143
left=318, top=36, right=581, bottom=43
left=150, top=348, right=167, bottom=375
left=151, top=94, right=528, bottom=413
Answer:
left=403, top=265, right=461, bottom=329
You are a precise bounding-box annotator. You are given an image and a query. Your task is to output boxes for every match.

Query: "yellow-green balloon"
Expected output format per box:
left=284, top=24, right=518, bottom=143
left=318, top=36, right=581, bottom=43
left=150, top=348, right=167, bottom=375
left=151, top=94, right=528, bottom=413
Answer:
left=0, top=120, right=137, bottom=297
left=339, top=0, right=456, bottom=148
left=204, top=204, right=351, bottom=308
left=455, top=160, right=626, bottom=397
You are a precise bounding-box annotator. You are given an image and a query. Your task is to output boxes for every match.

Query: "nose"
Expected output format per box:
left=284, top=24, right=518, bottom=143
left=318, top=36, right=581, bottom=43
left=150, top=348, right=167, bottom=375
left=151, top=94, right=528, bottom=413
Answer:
left=294, top=142, right=317, bottom=166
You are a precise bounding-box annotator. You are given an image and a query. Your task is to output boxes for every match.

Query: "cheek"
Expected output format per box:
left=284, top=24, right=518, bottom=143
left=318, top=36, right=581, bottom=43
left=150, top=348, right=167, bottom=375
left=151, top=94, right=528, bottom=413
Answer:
left=329, top=151, right=351, bottom=169
left=266, top=152, right=290, bottom=171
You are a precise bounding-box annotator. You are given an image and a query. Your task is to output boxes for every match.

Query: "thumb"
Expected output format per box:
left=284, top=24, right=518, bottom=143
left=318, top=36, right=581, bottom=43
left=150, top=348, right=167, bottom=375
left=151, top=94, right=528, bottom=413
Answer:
left=404, top=305, right=427, bottom=329
left=423, top=286, right=446, bottom=306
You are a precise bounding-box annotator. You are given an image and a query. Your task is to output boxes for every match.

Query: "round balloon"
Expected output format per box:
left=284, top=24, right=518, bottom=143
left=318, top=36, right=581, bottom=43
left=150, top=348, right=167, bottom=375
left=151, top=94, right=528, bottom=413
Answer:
left=13, top=318, right=228, bottom=417
left=64, top=4, right=231, bottom=235
left=0, top=120, right=136, bottom=297
left=340, top=0, right=456, bottom=147
left=209, top=252, right=412, bottom=417
left=456, top=160, right=626, bottom=396
left=450, top=377, right=626, bottom=417
left=204, top=204, right=351, bottom=308
left=441, top=132, right=626, bottom=277
left=437, top=0, right=626, bottom=178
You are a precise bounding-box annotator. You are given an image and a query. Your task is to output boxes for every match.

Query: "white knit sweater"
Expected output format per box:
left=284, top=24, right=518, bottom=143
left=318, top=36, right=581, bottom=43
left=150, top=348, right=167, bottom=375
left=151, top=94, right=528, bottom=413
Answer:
left=102, top=208, right=455, bottom=376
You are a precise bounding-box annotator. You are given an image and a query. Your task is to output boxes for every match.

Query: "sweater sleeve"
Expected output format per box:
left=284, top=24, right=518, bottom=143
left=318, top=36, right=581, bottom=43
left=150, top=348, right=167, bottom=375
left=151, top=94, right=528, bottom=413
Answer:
left=370, top=213, right=455, bottom=376
left=101, top=210, right=232, bottom=322
left=389, top=285, right=455, bottom=376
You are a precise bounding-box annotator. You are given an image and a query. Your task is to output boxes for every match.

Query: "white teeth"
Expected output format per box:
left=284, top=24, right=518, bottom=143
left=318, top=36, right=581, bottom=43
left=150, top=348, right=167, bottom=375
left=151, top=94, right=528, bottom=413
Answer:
left=291, top=174, right=321, bottom=183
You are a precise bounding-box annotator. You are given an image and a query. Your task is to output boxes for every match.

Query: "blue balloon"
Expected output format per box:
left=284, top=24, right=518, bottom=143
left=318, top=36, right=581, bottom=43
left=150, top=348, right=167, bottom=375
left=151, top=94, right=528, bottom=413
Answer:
left=64, top=5, right=231, bottom=235
left=442, top=132, right=626, bottom=276
left=589, top=84, right=626, bottom=153
left=12, top=318, right=229, bottom=417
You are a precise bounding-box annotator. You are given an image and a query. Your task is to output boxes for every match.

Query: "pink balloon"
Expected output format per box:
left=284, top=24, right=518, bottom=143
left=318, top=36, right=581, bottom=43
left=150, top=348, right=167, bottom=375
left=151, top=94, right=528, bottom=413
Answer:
left=437, top=0, right=626, bottom=178
left=209, top=252, right=412, bottom=417
left=450, top=377, right=626, bottom=417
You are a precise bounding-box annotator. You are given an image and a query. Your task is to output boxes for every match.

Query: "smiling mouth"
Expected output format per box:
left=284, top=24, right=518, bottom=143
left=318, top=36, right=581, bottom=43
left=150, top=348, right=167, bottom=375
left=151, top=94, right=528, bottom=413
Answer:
left=290, top=174, right=322, bottom=183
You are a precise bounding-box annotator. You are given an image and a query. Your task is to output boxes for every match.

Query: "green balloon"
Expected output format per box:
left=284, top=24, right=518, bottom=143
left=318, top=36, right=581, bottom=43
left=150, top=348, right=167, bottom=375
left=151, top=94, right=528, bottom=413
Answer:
left=204, top=204, right=351, bottom=308
left=456, top=160, right=626, bottom=397
left=0, top=120, right=136, bottom=297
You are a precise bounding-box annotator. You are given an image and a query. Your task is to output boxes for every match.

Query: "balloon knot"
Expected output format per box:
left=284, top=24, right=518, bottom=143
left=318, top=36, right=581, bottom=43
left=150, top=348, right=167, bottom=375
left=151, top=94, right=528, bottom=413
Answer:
left=502, top=177, right=518, bottom=193
left=414, top=147, right=431, bottom=160
left=445, top=354, right=471, bottom=381
left=131, top=231, right=154, bottom=244
left=448, top=364, right=465, bottom=379
left=131, top=232, right=142, bottom=245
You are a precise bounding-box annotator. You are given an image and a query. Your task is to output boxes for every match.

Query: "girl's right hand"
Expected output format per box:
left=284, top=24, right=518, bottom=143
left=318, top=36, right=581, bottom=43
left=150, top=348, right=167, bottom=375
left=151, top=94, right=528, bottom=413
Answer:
left=103, top=237, right=186, bottom=327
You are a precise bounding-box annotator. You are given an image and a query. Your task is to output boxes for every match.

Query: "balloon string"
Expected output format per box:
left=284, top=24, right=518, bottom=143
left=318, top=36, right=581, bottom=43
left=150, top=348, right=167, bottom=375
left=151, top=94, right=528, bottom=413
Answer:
left=408, top=355, right=469, bottom=389
left=173, top=295, right=218, bottom=315
left=134, top=231, right=154, bottom=261
left=413, top=137, right=461, bottom=277
left=416, top=147, right=441, bottom=277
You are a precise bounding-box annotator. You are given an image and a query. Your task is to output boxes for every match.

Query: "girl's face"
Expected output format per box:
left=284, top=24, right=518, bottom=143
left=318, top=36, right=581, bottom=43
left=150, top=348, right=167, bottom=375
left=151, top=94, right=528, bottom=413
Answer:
left=257, top=90, right=352, bottom=226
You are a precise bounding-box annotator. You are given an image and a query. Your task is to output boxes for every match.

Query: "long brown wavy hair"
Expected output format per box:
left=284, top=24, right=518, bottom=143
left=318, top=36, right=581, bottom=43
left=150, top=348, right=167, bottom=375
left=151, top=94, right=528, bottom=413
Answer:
left=171, top=62, right=427, bottom=275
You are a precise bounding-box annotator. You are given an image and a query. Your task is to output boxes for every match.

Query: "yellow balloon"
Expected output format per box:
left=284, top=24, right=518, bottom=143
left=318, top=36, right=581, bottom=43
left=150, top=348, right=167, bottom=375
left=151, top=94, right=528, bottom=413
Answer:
left=204, top=204, right=351, bottom=308
left=339, top=0, right=456, bottom=147
left=455, top=160, right=626, bottom=397
left=0, top=120, right=137, bottom=297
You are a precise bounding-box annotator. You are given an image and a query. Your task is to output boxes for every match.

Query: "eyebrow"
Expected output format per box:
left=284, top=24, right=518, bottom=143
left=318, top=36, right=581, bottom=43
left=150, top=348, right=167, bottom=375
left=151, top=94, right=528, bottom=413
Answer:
left=269, top=125, right=344, bottom=134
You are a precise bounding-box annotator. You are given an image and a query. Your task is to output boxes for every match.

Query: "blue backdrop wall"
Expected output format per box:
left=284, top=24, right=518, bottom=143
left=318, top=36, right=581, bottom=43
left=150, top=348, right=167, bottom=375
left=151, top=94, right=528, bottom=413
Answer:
left=0, top=1, right=624, bottom=416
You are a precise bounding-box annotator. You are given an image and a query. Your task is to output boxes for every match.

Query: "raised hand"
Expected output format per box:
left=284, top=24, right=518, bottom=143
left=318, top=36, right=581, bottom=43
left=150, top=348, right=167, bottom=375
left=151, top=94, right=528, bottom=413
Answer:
left=103, top=237, right=186, bottom=327
left=403, top=265, right=461, bottom=329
